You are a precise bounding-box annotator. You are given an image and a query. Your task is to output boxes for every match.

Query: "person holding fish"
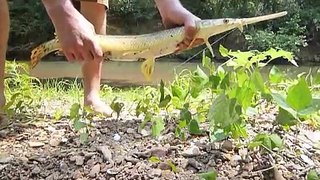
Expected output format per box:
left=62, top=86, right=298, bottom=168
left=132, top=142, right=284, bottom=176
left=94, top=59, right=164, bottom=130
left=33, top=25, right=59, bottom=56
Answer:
left=0, top=0, right=201, bottom=125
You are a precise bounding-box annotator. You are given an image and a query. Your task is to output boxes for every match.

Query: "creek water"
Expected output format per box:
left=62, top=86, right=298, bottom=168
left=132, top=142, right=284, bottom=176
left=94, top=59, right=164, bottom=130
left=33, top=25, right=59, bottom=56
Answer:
left=28, top=59, right=319, bottom=87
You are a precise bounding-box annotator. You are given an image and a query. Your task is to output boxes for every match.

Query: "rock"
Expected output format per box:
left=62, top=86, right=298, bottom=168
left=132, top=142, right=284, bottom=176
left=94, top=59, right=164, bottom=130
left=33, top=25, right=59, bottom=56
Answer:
left=300, top=154, right=315, bottom=166
left=89, top=164, right=100, bottom=178
left=150, top=168, right=162, bottom=177
left=0, top=153, right=13, bottom=164
left=221, top=140, right=233, bottom=151
left=182, top=146, right=201, bottom=157
left=230, top=155, right=242, bottom=166
left=114, top=156, right=125, bottom=165
left=124, top=156, right=139, bottom=164
left=107, top=168, right=119, bottom=175
left=150, top=147, right=168, bottom=158
left=28, top=141, right=45, bottom=148
left=113, top=134, right=121, bottom=141
left=140, top=129, right=150, bottom=137
left=72, top=169, right=82, bottom=179
left=60, top=161, right=68, bottom=173
left=49, top=138, right=60, bottom=147
left=31, top=166, right=41, bottom=175
left=126, top=128, right=135, bottom=134
left=158, top=162, right=171, bottom=171
left=187, top=159, right=202, bottom=170
left=75, top=156, right=85, bottom=166
left=162, top=170, right=175, bottom=180
left=97, top=146, right=113, bottom=162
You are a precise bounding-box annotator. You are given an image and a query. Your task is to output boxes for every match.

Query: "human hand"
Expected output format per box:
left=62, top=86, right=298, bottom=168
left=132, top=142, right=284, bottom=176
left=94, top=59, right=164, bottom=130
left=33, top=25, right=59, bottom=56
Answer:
left=155, top=0, right=204, bottom=51
left=42, top=0, right=103, bottom=62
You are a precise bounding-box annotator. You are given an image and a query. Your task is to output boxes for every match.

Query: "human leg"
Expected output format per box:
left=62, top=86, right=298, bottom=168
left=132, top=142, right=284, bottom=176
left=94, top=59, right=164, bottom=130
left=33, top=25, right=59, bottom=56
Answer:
left=0, top=0, right=10, bottom=125
left=79, top=0, right=112, bottom=116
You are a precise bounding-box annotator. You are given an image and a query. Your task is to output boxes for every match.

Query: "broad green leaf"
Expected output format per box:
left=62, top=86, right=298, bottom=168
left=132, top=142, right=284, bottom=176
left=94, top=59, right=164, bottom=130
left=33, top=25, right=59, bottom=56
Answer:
left=271, top=93, right=298, bottom=119
left=151, top=116, right=165, bottom=137
left=180, top=105, right=192, bottom=123
left=210, top=129, right=227, bottom=142
left=70, top=103, right=81, bottom=119
left=188, top=119, right=202, bottom=135
left=286, top=78, right=312, bottom=111
left=276, top=107, right=299, bottom=126
left=235, top=86, right=254, bottom=111
left=159, top=95, right=171, bottom=108
left=172, top=96, right=183, bottom=109
left=149, top=156, right=161, bottom=163
left=269, top=66, right=284, bottom=83
left=111, top=99, right=124, bottom=119
left=208, top=94, right=240, bottom=130
left=307, top=169, right=319, bottom=180
left=237, top=70, right=249, bottom=87
left=198, top=170, right=217, bottom=180
left=269, top=134, right=284, bottom=149
left=230, top=123, right=248, bottom=139
left=171, top=84, right=186, bottom=100
left=220, top=73, right=230, bottom=90
left=298, top=99, right=320, bottom=116
left=251, top=69, right=265, bottom=93
left=209, top=75, right=221, bottom=90
left=178, top=120, right=187, bottom=128
left=74, top=120, right=86, bottom=131
left=167, top=160, right=178, bottom=173
left=219, top=44, right=229, bottom=57
left=264, top=48, right=297, bottom=66
left=80, top=132, right=89, bottom=144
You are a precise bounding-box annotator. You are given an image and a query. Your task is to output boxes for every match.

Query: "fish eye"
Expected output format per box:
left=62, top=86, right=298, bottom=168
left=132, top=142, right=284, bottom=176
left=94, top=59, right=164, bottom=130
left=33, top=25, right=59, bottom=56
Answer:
left=223, top=19, right=229, bottom=23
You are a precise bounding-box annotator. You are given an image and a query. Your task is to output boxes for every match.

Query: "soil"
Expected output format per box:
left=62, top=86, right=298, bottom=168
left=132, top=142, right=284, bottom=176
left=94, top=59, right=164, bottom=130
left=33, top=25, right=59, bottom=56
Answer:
left=0, top=101, right=319, bottom=180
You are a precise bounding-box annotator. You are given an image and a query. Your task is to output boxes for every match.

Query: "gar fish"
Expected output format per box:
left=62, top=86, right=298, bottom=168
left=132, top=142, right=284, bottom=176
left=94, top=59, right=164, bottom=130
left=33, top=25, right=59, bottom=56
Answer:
left=30, top=11, right=287, bottom=80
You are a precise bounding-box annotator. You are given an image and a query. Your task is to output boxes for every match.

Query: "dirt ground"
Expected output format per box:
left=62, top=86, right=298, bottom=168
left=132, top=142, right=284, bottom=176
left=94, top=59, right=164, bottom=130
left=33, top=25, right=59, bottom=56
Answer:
left=0, top=104, right=319, bottom=180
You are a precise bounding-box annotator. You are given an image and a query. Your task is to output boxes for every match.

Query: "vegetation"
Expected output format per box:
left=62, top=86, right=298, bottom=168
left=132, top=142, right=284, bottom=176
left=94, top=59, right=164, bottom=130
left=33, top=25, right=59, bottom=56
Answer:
left=2, top=46, right=320, bottom=178
left=7, top=0, right=320, bottom=59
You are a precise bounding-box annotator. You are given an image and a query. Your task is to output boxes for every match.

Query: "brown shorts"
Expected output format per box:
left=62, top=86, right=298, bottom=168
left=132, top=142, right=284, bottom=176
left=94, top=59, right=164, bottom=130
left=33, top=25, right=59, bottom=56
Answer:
left=72, top=0, right=109, bottom=9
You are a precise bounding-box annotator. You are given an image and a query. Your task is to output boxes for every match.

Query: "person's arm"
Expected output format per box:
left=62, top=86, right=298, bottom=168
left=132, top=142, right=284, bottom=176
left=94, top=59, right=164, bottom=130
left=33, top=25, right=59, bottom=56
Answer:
left=41, top=0, right=103, bottom=62
left=154, top=0, right=202, bottom=50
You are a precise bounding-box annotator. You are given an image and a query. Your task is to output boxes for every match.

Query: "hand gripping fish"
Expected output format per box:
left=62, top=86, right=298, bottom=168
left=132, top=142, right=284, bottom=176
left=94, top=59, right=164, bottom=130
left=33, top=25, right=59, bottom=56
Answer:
left=30, top=11, right=287, bottom=81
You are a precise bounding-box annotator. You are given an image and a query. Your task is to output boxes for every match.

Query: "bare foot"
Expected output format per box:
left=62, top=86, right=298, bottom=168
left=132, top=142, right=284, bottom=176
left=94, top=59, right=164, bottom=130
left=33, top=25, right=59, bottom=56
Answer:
left=84, top=99, right=113, bottom=117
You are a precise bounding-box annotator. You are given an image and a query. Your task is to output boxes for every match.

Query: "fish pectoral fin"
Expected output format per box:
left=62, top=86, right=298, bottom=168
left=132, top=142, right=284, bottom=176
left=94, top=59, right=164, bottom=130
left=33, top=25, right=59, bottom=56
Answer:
left=205, top=39, right=215, bottom=58
left=141, top=58, right=156, bottom=81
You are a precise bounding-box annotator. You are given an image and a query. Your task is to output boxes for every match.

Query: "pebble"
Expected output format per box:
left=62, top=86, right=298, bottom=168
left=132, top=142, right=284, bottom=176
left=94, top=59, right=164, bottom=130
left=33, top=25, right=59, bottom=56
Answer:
left=300, top=154, right=315, bottom=166
left=28, top=141, right=45, bottom=148
left=97, top=146, right=113, bottom=162
left=152, top=168, right=162, bottom=177
left=72, top=169, right=82, bottom=179
left=49, top=138, right=60, bottom=147
left=150, top=147, right=168, bottom=157
left=182, top=146, right=201, bottom=157
left=107, top=168, right=119, bottom=175
left=124, top=156, right=139, bottom=164
left=0, top=153, right=13, bottom=164
left=31, top=166, right=41, bottom=175
left=140, top=129, right=150, bottom=137
left=221, top=140, right=233, bottom=151
left=89, top=164, right=101, bottom=178
left=187, top=159, right=202, bottom=170
left=158, top=162, right=171, bottom=171
left=126, top=128, right=135, bottom=134
left=75, top=156, right=85, bottom=166
left=113, top=134, right=121, bottom=141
